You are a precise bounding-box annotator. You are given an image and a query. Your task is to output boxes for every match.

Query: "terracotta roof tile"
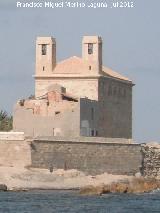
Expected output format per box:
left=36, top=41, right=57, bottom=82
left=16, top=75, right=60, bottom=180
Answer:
left=54, top=56, right=89, bottom=74
left=102, top=66, right=132, bottom=82
left=53, top=56, right=132, bottom=82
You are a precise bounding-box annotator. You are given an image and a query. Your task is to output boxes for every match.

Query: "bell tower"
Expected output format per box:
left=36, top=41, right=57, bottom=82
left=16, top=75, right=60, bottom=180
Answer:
left=35, top=37, right=56, bottom=76
left=82, top=36, right=102, bottom=74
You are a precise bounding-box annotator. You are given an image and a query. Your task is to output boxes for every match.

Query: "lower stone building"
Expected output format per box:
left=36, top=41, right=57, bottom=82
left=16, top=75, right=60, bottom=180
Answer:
left=13, top=84, right=99, bottom=137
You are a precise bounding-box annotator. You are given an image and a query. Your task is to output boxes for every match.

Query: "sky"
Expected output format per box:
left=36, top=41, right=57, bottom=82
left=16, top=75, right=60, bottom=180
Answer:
left=0, top=0, right=160, bottom=142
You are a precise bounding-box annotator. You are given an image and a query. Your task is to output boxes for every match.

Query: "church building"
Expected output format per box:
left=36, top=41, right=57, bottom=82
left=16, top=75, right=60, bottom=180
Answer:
left=13, top=36, right=134, bottom=138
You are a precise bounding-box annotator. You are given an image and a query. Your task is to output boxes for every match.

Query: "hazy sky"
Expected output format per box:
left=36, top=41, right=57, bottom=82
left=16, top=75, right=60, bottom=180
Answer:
left=0, top=0, right=160, bottom=142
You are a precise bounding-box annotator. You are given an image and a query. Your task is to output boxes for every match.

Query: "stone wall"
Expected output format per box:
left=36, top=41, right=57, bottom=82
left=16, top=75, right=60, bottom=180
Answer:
left=98, top=77, right=132, bottom=138
left=141, top=144, right=160, bottom=178
left=13, top=97, right=101, bottom=138
left=31, top=139, right=142, bottom=175
left=13, top=103, right=80, bottom=137
left=34, top=136, right=133, bottom=144
left=1, top=137, right=159, bottom=178
left=80, top=98, right=99, bottom=136
left=0, top=139, right=31, bottom=167
left=0, top=132, right=24, bottom=141
left=35, top=78, right=99, bottom=100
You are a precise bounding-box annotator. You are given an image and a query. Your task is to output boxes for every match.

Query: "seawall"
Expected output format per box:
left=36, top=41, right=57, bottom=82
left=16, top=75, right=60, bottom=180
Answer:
left=0, top=139, right=31, bottom=167
left=31, top=137, right=142, bottom=175
left=0, top=135, right=160, bottom=179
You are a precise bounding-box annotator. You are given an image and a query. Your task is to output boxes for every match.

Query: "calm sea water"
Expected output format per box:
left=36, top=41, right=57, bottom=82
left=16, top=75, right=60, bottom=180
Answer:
left=0, top=190, right=160, bottom=213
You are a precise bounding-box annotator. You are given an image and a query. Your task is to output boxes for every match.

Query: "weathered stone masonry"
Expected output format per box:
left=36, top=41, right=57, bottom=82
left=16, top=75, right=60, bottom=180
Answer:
left=31, top=139, right=143, bottom=175
left=1, top=137, right=160, bottom=178
left=141, top=145, right=160, bottom=178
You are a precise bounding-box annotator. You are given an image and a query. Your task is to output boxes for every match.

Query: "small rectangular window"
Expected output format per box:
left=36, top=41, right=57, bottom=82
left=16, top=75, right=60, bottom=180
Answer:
left=55, top=111, right=60, bottom=115
left=88, top=43, right=93, bottom=54
left=42, top=44, right=47, bottom=55
left=91, top=108, right=94, bottom=120
left=91, top=130, right=94, bottom=136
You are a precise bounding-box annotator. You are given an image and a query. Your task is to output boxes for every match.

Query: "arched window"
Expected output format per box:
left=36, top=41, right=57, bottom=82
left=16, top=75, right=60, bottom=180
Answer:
left=88, top=43, right=93, bottom=54
left=42, top=44, right=47, bottom=55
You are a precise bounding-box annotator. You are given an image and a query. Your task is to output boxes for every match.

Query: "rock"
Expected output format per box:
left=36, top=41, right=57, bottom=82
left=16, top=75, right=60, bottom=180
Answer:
left=10, top=188, right=28, bottom=192
left=119, top=177, right=160, bottom=193
left=135, top=172, right=142, bottom=178
left=141, top=144, right=160, bottom=179
left=79, top=177, right=160, bottom=195
left=103, top=185, right=110, bottom=193
left=109, top=182, right=128, bottom=193
left=0, top=184, right=7, bottom=191
left=79, top=185, right=104, bottom=196
left=129, top=177, right=160, bottom=193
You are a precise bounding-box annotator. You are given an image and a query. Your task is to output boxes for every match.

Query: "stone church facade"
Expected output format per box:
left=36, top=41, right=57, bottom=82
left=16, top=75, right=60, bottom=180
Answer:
left=13, top=36, right=134, bottom=138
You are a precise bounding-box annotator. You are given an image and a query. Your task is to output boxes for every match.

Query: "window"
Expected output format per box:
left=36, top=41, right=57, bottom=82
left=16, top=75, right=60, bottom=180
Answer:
left=91, top=130, right=94, bottom=136
left=43, top=66, right=45, bottom=71
left=55, top=111, right=60, bottom=115
left=91, top=108, right=94, bottom=120
left=108, top=85, right=112, bottom=96
left=88, top=43, right=93, bottom=54
left=42, top=44, right=47, bottom=55
left=123, top=89, right=126, bottom=97
left=89, top=66, right=92, bottom=70
left=113, top=87, right=117, bottom=96
left=118, top=88, right=121, bottom=97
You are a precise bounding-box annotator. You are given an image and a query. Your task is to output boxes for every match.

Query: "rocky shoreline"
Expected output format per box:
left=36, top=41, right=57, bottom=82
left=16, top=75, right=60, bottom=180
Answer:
left=0, top=142, right=160, bottom=194
left=0, top=166, right=160, bottom=195
left=0, top=184, right=7, bottom=191
left=1, top=177, right=160, bottom=195
left=0, top=166, right=132, bottom=191
left=79, top=177, right=160, bottom=195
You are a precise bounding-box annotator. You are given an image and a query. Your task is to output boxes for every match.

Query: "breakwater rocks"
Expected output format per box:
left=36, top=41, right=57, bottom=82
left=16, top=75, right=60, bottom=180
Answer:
left=79, top=177, right=160, bottom=195
left=142, top=144, right=160, bottom=179
left=0, top=184, right=7, bottom=191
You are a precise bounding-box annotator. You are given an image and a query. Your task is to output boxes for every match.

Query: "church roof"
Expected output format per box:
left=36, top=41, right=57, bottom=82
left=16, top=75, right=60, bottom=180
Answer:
left=54, top=56, right=88, bottom=74
left=102, top=66, right=131, bottom=82
left=53, top=56, right=132, bottom=83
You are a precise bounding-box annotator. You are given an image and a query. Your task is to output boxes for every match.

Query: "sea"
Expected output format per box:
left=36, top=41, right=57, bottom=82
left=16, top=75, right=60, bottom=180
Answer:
left=0, top=190, right=160, bottom=213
